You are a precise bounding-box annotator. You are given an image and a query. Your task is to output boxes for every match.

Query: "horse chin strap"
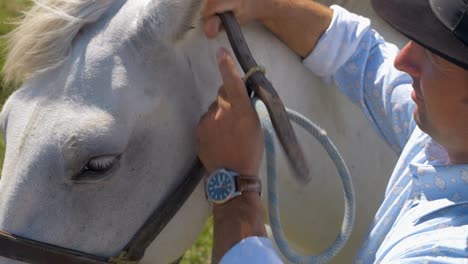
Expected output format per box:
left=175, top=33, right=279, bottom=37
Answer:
left=0, top=159, right=205, bottom=264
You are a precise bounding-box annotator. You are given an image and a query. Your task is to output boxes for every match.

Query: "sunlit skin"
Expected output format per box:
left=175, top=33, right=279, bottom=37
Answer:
left=394, top=41, right=468, bottom=164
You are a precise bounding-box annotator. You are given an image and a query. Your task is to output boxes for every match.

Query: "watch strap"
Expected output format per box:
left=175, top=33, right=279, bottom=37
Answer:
left=235, top=175, right=262, bottom=196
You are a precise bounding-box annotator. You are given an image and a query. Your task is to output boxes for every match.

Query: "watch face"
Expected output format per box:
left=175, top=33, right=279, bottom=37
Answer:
left=206, top=170, right=236, bottom=203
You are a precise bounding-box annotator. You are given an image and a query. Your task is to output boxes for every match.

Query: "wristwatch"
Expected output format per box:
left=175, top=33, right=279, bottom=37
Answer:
left=205, top=168, right=262, bottom=204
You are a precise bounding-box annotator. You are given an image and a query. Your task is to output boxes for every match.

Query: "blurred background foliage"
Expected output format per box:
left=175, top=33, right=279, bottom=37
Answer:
left=0, top=0, right=32, bottom=173
left=0, top=1, right=213, bottom=263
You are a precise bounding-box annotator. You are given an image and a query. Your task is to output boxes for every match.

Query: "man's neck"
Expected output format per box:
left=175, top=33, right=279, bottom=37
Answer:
left=448, top=151, right=468, bottom=164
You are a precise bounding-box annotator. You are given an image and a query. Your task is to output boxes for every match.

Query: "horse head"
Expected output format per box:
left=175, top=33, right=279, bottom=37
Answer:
left=0, top=0, right=215, bottom=263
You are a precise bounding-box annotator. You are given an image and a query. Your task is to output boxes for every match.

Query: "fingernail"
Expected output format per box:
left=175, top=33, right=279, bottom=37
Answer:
left=215, top=17, right=222, bottom=32
left=216, top=48, right=226, bottom=63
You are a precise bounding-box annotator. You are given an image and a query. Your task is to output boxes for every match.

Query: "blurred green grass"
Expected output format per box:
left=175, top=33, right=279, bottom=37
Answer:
left=0, top=0, right=32, bottom=173
left=180, top=217, right=213, bottom=264
left=0, top=1, right=213, bottom=263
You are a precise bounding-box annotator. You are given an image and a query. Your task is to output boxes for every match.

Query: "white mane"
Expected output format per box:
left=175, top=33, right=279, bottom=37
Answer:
left=2, top=0, right=116, bottom=84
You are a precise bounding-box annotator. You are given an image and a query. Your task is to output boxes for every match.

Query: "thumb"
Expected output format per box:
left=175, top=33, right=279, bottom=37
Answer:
left=216, top=47, right=249, bottom=101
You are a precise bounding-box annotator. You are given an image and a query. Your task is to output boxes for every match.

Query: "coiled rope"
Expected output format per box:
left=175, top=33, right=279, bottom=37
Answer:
left=253, top=98, right=356, bottom=264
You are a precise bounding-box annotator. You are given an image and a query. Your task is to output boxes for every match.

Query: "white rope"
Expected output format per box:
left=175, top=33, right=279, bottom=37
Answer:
left=253, top=98, right=356, bottom=264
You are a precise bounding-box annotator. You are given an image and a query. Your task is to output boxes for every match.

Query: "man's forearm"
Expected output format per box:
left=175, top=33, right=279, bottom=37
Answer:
left=212, top=192, right=266, bottom=263
left=259, top=0, right=333, bottom=58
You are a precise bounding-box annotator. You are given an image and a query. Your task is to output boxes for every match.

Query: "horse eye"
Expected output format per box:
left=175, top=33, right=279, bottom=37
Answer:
left=86, top=156, right=119, bottom=172
left=72, top=155, right=121, bottom=183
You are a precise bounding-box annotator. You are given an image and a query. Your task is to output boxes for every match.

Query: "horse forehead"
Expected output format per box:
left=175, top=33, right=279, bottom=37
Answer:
left=50, top=0, right=187, bottom=98
left=73, top=0, right=156, bottom=59
left=5, top=91, right=118, bottom=146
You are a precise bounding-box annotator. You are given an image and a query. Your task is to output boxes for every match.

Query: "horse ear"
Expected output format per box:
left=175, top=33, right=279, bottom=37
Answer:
left=136, top=0, right=202, bottom=43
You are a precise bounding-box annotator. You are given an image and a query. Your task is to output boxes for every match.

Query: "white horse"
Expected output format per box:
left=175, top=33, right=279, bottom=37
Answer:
left=0, top=0, right=408, bottom=263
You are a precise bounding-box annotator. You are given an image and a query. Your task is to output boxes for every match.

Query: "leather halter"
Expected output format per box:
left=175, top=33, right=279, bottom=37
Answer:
left=0, top=12, right=308, bottom=264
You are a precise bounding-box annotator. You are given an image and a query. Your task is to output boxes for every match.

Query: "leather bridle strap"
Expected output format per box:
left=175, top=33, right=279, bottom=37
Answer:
left=0, top=159, right=205, bottom=264
left=217, top=12, right=310, bottom=184
left=0, top=230, right=108, bottom=264
left=120, top=159, right=205, bottom=261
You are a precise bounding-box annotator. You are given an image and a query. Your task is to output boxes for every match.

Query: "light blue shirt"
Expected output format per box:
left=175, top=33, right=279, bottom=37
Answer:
left=221, top=5, right=468, bottom=264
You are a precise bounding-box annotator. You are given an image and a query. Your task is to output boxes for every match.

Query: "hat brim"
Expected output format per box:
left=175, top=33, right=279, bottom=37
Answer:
left=371, top=0, right=468, bottom=69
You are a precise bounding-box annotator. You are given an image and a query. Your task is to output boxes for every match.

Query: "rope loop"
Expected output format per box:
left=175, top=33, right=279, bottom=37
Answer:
left=252, top=98, right=356, bottom=264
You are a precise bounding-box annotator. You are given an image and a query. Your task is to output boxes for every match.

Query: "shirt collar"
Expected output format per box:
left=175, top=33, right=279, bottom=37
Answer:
left=423, top=139, right=450, bottom=165
left=409, top=163, right=468, bottom=202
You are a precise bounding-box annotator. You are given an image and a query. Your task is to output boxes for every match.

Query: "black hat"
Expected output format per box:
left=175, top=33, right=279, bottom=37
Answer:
left=371, top=0, right=468, bottom=69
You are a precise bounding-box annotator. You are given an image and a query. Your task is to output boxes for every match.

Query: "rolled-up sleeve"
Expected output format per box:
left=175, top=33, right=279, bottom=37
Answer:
left=219, top=237, right=283, bottom=264
left=304, top=5, right=416, bottom=154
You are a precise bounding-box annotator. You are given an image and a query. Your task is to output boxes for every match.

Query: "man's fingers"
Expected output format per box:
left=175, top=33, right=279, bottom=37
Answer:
left=203, top=16, right=222, bottom=38
left=208, top=101, right=218, bottom=112
left=216, top=48, right=249, bottom=102
left=199, top=101, right=217, bottom=126
left=199, top=110, right=212, bottom=126
left=217, top=94, right=231, bottom=110
left=203, top=0, right=238, bottom=18
left=217, top=86, right=229, bottom=104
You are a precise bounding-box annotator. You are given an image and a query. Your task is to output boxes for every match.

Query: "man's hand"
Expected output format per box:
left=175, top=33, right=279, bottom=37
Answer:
left=197, top=48, right=264, bottom=176
left=202, top=0, right=333, bottom=58
left=202, top=0, right=272, bottom=38
left=197, top=49, right=267, bottom=263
